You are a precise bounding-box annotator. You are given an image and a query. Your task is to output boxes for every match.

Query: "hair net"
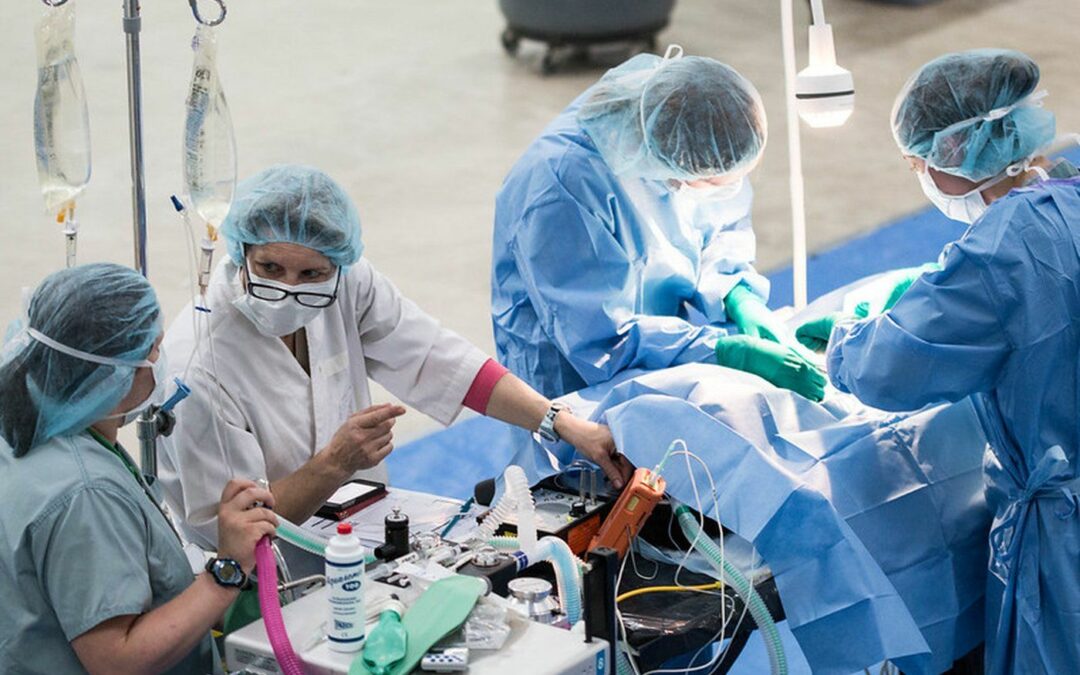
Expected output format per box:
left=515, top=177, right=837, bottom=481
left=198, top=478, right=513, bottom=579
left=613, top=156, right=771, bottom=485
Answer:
left=577, top=47, right=767, bottom=182
left=891, top=49, right=1056, bottom=182
left=220, top=164, right=364, bottom=268
left=0, top=263, right=161, bottom=457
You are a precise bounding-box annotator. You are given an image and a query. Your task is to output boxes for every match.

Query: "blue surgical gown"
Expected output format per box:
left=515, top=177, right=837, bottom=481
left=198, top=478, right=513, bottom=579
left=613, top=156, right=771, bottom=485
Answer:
left=491, top=92, right=768, bottom=398
left=827, top=177, right=1080, bottom=675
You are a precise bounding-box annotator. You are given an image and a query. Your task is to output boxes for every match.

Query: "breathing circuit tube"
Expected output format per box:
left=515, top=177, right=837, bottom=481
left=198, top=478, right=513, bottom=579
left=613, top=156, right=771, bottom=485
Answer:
left=675, top=504, right=787, bottom=675
left=276, top=517, right=375, bottom=564
left=488, top=535, right=583, bottom=626
left=255, top=536, right=307, bottom=675
left=473, top=465, right=537, bottom=556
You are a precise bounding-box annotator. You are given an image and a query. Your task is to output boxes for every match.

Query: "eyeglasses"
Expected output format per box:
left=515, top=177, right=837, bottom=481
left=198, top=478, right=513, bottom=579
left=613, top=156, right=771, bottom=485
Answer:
left=245, top=265, right=342, bottom=308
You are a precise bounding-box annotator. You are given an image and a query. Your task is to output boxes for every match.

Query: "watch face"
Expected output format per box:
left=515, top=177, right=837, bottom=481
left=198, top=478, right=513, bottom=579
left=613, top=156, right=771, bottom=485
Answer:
left=218, top=560, right=240, bottom=582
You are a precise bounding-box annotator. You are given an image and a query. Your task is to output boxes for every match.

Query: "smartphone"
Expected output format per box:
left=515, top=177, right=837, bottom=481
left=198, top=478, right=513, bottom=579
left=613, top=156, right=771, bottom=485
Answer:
left=316, top=479, right=387, bottom=520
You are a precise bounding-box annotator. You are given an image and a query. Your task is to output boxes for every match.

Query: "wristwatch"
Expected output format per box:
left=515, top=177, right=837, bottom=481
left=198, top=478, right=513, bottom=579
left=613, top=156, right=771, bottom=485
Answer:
left=537, top=402, right=570, bottom=443
left=205, top=557, right=248, bottom=589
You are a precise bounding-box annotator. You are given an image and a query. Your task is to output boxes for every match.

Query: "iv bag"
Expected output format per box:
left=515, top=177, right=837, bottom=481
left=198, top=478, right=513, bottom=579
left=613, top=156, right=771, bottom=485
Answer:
left=33, top=4, right=91, bottom=214
left=183, top=25, right=237, bottom=229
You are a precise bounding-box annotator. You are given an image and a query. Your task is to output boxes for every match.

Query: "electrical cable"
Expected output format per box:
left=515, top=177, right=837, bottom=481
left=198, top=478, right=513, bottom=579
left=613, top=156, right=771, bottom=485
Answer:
left=616, top=582, right=723, bottom=604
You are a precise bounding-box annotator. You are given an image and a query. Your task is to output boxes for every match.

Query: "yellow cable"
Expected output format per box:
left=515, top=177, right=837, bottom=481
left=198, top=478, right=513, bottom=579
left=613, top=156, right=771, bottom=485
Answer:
left=616, top=582, right=723, bottom=604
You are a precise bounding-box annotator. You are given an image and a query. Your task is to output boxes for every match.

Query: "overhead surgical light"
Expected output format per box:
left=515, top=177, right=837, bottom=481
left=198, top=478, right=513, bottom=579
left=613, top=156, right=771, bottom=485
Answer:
left=795, top=22, right=855, bottom=128
left=780, top=0, right=854, bottom=309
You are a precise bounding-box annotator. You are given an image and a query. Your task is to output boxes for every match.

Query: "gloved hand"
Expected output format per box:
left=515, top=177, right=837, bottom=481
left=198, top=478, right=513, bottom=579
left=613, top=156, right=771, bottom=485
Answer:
left=794, top=312, right=847, bottom=353
left=724, top=283, right=786, bottom=344
left=850, top=263, right=943, bottom=319
left=715, top=335, right=826, bottom=402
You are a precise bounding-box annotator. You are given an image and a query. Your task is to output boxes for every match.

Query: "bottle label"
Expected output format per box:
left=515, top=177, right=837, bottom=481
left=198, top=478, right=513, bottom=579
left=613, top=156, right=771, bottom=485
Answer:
left=327, top=562, right=365, bottom=645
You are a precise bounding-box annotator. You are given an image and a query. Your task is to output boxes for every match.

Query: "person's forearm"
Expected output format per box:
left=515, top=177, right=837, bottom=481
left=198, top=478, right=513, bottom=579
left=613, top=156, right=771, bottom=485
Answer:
left=270, top=453, right=345, bottom=525
left=75, top=574, right=238, bottom=675
left=484, top=373, right=550, bottom=431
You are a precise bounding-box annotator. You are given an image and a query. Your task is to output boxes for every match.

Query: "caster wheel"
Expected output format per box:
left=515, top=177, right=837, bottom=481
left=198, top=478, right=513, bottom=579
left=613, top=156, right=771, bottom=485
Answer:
left=541, top=52, right=557, bottom=75
left=501, top=28, right=520, bottom=55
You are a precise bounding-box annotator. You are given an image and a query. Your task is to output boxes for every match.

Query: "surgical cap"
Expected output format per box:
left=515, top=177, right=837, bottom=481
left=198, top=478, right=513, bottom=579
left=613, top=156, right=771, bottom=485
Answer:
left=577, top=49, right=767, bottom=182
left=220, top=164, right=364, bottom=268
left=0, top=263, right=161, bottom=457
left=892, top=49, right=1056, bottom=182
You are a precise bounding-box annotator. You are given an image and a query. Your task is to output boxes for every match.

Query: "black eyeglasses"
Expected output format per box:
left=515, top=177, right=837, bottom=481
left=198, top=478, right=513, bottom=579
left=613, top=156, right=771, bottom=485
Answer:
left=245, top=264, right=342, bottom=308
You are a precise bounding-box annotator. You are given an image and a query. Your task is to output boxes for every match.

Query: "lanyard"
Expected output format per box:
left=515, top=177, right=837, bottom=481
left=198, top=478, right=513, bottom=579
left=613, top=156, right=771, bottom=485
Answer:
left=86, top=428, right=184, bottom=543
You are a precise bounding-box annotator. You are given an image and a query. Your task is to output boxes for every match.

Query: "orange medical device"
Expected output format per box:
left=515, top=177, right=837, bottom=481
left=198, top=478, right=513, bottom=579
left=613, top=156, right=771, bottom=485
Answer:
left=589, top=467, right=666, bottom=557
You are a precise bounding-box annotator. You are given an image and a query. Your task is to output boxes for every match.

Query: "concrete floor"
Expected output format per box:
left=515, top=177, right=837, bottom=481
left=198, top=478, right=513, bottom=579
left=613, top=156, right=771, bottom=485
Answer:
left=2, top=0, right=1078, bottom=444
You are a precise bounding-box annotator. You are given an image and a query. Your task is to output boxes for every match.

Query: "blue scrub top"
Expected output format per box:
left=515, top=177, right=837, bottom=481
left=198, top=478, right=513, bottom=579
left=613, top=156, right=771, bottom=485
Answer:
left=491, top=91, right=768, bottom=398
left=828, top=174, right=1080, bottom=674
left=0, top=431, right=215, bottom=674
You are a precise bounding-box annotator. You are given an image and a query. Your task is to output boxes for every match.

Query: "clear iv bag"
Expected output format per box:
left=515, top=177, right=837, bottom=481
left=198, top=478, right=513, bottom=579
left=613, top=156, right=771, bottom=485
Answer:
left=183, top=25, right=237, bottom=229
left=33, top=4, right=91, bottom=214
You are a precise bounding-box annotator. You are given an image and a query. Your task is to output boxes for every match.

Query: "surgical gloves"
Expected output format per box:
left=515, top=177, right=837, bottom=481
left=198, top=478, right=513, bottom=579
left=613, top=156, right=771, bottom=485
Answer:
left=715, top=335, right=826, bottom=402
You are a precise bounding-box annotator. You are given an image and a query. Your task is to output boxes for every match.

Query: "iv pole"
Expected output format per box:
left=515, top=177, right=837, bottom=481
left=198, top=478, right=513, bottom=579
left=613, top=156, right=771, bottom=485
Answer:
left=123, top=0, right=148, bottom=277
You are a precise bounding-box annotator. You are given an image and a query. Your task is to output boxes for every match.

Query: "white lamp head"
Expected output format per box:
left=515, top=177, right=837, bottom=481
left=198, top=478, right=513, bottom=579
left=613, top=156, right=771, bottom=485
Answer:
left=795, top=24, right=854, bottom=128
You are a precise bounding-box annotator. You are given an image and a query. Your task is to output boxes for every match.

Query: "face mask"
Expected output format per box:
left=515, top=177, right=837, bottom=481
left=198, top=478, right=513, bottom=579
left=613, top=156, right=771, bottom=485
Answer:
left=233, top=270, right=337, bottom=338
left=108, top=352, right=169, bottom=426
left=916, top=167, right=1011, bottom=224
left=675, top=177, right=745, bottom=204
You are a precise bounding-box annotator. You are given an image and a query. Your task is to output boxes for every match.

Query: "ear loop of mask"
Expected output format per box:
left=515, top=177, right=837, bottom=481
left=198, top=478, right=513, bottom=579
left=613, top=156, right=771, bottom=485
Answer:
left=26, top=328, right=153, bottom=368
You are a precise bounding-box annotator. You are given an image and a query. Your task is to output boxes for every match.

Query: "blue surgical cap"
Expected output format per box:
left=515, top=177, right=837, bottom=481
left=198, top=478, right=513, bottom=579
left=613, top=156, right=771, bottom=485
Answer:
left=0, top=263, right=161, bottom=457
left=892, top=49, right=1056, bottom=182
left=220, top=164, right=364, bottom=268
left=578, top=48, right=767, bottom=182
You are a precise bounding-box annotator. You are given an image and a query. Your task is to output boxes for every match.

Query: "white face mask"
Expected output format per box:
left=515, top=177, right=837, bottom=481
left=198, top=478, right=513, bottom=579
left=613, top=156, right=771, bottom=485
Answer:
left=108, top=352, right=169, bottom=426
left=233, top=270, right=338, bottom=338
left=675, top=177, right=745, bottom=204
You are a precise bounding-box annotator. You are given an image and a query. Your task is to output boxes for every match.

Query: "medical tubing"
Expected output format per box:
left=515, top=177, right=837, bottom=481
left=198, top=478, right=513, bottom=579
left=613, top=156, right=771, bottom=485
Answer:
left=255, top=536, right=307, bottom=675
left=487, top=536, right=584, bottom=626
left=474, top=466, right=537, bottom=556
left=276, top=518, right=377, bottom=563
left=675, top=505, right=786, bottom=675
left=276, top=518, right=329, bottom=556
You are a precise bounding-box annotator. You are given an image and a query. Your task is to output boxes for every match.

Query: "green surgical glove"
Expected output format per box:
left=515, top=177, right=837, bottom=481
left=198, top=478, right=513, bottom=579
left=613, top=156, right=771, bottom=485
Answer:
left=795, top=312, right=846, bottom=353
left=724, top=283, right=786, bottom=344
left=715, top=334, right=827, bottom=402
left=849, top=263, right=943, bottom=319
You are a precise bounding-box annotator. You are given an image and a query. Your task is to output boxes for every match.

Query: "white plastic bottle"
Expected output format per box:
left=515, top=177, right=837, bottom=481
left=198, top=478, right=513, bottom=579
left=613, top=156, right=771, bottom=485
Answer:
left=325, top=522, right=366, bottom=652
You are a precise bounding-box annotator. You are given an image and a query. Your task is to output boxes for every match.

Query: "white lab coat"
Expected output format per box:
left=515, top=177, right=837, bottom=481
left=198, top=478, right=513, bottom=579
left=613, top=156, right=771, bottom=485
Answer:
left=159, top=259, right=488, bottom=549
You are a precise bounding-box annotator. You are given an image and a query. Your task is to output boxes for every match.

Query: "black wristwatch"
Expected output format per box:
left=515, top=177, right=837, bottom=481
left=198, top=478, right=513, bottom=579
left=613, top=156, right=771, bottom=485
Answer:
left=205, top=557, right=248, bottom=590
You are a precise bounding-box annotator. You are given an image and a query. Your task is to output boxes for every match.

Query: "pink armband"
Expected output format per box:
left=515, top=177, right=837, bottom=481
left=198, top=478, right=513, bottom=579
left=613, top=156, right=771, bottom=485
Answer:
left=463, top=359, right=509, bottom=414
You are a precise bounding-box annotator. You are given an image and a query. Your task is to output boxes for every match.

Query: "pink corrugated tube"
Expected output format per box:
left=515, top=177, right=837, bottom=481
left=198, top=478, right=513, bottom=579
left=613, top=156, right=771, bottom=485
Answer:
left=255, top=536, right=307, bottom=675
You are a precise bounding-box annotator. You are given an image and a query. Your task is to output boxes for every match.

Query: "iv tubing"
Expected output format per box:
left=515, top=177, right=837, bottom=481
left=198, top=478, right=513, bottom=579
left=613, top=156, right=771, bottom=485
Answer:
left=255, top=536, right=307, bottom=675
left=676, top=505, right=787, bottom=675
